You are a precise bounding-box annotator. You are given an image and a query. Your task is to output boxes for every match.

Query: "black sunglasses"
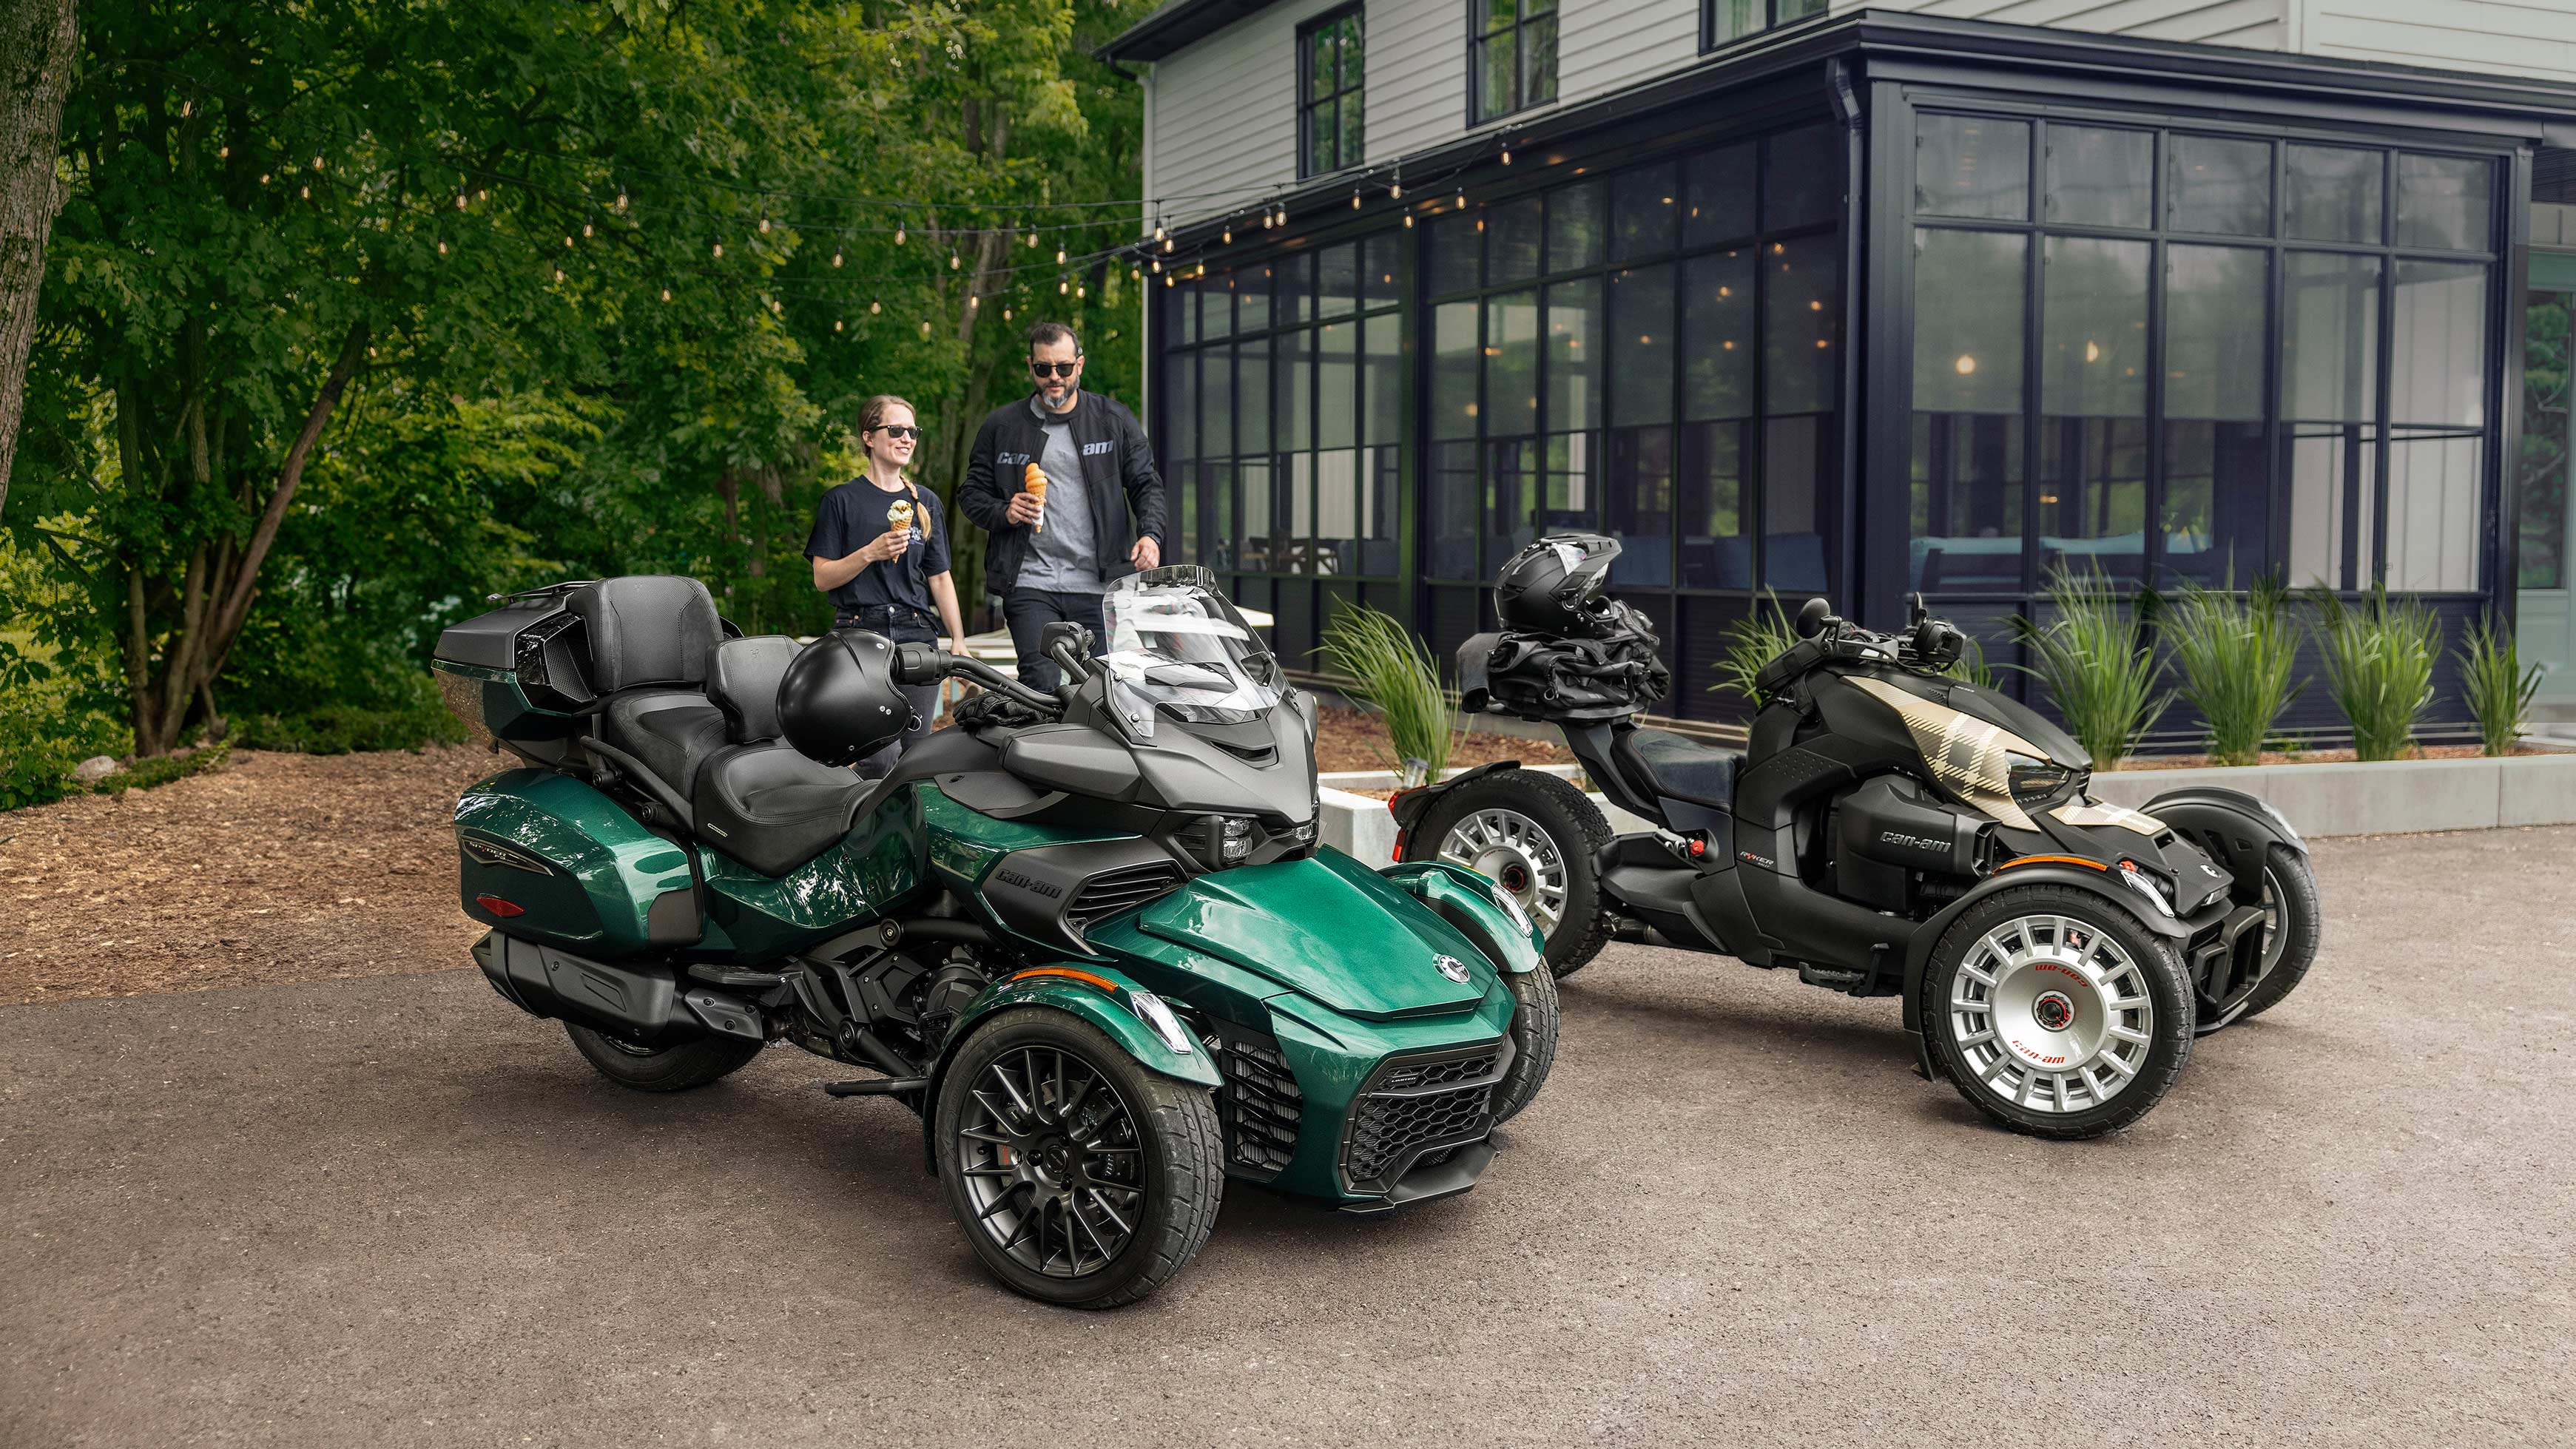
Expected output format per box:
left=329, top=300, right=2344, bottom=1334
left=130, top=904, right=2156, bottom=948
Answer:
left=869, top=424, right=920, bottom=440
left=1029, top=359, right=1082, bottom=379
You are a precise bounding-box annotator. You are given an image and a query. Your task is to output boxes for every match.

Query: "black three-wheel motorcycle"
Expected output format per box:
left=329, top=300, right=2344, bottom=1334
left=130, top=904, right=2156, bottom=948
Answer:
left=1395, top=535, right=2321, bottom=1138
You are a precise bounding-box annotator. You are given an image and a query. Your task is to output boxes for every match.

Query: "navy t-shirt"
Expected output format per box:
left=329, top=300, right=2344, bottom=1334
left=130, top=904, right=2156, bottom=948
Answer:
left=806, top=479, right=951, bottom=618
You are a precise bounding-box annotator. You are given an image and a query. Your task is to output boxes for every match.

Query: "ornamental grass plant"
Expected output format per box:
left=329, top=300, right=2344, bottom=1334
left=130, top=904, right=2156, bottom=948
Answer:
left=2456, top=618, right=2540, bottom=757
left=1315, top=604, right=1459, bottom=786
left=1710, top=594, right=1802, bottom=704
left=2162, top=576, right=2302, bottom=767
left=2013, top=565, right=2170, bottom=767
left=2310, top=584, right=2438, bottom=761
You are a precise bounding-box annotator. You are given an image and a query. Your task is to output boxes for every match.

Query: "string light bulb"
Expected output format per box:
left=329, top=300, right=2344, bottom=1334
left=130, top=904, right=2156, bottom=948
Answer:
left=1153, top=223, right=1166, bottom=241
left=1352, top=190, right=1362, bottom=209
left=616, top=192, right=628, bottom=211
left=553, top=267, right=564, bottom=282
left=712, top=242, right=724, bottom=258
left=312, top=155, right=325, bottom=170
left=436, top=240, right=448, bottom=255
left=661, top=288, right=672, bottom=301
left=894, top=226, right=905, bottom=245
left=1391, top=181, right=1402, bottom=200
left=1404, top=214, right=1415, bottom=229
left=1059, top=277, right=1069, bottom=294
left=1076, top=285, right=1086, bottom=299
left=834, top=319, right=844, bottom=331
left=582, top=223, right=593, bottom=238
left=1222, top=227, right=1232, bottom=243
left=181, top=100, right=192, bottom=117
left=260, top=173, right=271, bottom=185
left=218, top=146, right=229, bottom=159
left=870, top=300, right=880, bottom=314
left=477, top=189, right=488, bottom=200
left=1161, top=237, right=1173, bottom=253
left=456, top=193, right=467, bottom=209
left=1003, top=307, right=1013, bottom=320
left=831, top=251, right=843, bottom=267
left=950, top=251, right=960, bottom=269
left=299, top=185, right=309, bottom=198
left=1502, top=146, right=1512, bottom=165
left=1056, top=247, right=1066, bottom=264
left=760, top=215, right=771, bottom=234
left=920, top=320, right=931, bottom=337
left=564, top=235, right=574, bottom=248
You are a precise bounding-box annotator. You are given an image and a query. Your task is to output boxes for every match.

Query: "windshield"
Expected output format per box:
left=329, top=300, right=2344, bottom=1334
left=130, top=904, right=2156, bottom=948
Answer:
left=1101, top=568, right=1281, bottom=725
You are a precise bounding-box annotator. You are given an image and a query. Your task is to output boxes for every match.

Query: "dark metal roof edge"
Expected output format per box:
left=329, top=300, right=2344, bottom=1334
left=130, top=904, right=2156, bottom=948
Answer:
left=1101, top=0, right=1289, bottom=64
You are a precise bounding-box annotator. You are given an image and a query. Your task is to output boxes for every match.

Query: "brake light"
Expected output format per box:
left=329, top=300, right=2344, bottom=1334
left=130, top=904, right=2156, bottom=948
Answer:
left=473, top=894, right=525, bottom=917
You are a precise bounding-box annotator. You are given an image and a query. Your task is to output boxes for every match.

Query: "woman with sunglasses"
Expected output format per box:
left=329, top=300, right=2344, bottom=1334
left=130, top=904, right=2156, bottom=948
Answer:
left=806, top=394, right=968, bottom=776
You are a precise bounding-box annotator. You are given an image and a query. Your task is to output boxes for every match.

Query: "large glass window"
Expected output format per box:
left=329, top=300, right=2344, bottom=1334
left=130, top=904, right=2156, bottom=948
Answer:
left=1906, top=114, right=2500, bottom=598
left=1161, top=234, right=1406, bottom=582
left=2523, top=291, right=2571, bottom=591
left=1420, top=121, right=1840, bottom=593
left=1471, top=0, right=1557, bottom=125
left=1298, top=7, right=1366, bottom=178
left=1705, top=0, right=1827, bottom=50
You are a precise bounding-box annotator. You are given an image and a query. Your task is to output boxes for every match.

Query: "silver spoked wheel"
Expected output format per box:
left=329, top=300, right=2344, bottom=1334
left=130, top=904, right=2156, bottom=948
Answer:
left=1947, top=913, right=2156, bottom=1115
left=1437, top=808, right=1568, bottom=936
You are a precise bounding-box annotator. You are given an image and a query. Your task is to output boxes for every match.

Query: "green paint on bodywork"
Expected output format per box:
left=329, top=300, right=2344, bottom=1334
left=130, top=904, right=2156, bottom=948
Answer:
left=700, top=788, right=928, bottom=962
left=917, top=782, right=1133, bottom=893
left=1256, top=983, right=1514, bottom=1200
left=1135, top=854, right=1501, bottom=1021
left=1375, top=860, right=1548, bottom=974
left=454, top=769, right=689, bottom=957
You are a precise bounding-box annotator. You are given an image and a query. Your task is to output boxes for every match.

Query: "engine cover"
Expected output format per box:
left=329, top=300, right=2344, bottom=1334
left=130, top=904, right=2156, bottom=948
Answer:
left=1832, top=776, right=1988, bottom=911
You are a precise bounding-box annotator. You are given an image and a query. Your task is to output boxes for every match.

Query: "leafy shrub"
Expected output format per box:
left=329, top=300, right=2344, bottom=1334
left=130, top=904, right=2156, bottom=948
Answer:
left=2310, top=585, right=2438, bottom=761
left=2456, top=618, right=2540, bottom=757
left=2013, top=566, right=2169, bottom=766
left=2163, top=577, right=2302, bottom=767
left=1710, top=595, right=1802, bottom=704
left=0, top=695, right=124, bottom=812
left=230, top=700, right=469, bottom=755
left=90, top=744, right=231, bottom=795
left=1315, top=604, right=1457, bottom=786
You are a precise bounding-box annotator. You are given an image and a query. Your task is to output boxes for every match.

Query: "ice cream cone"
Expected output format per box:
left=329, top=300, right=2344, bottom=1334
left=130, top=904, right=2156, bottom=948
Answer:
left=1022, top=462, right=1048, bottom=533
left=887, top=498, right=915, bottom=535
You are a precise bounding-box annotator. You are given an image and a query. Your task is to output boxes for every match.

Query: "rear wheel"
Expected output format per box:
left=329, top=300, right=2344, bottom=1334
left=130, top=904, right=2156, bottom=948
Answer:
left=1488, top=966, right=1559, bottom=1125
left=935, top=1009, right=1223, bottom=1310
left=2226, top=845, right=2322, bottom=1026
left=1406, top=771, right=1611, bottom=979
left=1919, top=885, right=2194, bottom=1139
left=564, top=1023, right=765, bottom=1092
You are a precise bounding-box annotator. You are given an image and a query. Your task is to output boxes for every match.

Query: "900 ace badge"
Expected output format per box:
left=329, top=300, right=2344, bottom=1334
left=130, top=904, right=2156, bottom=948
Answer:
left=1434, top=954, right=1471, bottom=984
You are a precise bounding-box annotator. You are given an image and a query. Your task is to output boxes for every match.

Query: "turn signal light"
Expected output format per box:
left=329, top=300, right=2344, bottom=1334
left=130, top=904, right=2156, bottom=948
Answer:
left=473, top=895, right=525, bottom=917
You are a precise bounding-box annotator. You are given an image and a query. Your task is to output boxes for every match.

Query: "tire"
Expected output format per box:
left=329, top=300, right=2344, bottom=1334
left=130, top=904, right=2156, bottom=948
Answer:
left=935, top=1008, right=1224, bottom=1310
left=564, top=1022, right=766, bottom=1092
left=1404, top=770, right=1611, bottom=979
left=1918, top=885, right=2194, bottom=1140
left=2230, top=845, right=2322, bottom=1024
left=1488, top=965, right=1560, bottom=1126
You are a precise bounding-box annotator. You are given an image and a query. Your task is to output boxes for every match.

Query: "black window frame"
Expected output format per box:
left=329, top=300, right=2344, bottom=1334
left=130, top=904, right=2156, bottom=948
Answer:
left=1700, top=0, right=1830, bottom=54
left=1468, top=0, right=1558, bottom=128
left=1298, top=4, right=1367, bottom=180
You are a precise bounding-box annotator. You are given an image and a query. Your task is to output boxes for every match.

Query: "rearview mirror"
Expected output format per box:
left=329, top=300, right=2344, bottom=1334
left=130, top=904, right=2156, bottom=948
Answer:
left=1794, top=598, right=1832, bottom=639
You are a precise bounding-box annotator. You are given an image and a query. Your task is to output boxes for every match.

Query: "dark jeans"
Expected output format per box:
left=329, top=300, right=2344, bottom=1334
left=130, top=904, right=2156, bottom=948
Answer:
left=1003, top=587, right=1107, bottom=693
left=837, top=607, right=940, bottom=779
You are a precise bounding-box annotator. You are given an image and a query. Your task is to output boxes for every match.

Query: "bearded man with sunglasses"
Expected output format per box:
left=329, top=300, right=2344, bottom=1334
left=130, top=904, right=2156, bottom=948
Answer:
left=957, top=321, right=1167, bottom=692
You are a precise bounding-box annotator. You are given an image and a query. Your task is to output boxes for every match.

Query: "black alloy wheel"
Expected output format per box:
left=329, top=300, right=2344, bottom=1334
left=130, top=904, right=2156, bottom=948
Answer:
left=936, top=1010, right=1222, bottom=1308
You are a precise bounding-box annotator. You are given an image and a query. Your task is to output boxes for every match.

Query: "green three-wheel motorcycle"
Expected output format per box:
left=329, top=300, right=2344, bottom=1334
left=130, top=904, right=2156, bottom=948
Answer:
left=431, top=568, right=1557, bottom=1308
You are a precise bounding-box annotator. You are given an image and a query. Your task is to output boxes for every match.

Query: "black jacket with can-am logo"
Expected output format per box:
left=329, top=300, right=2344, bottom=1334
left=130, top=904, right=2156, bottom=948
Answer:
left=955, top=391, right=1166, bottom=594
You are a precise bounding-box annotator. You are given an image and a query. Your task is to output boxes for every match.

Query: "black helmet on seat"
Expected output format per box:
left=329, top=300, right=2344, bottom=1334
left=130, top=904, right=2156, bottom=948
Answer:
left=1495, top=534, right=1622, bottom=635
left=778, top=629, right=911, bottom=766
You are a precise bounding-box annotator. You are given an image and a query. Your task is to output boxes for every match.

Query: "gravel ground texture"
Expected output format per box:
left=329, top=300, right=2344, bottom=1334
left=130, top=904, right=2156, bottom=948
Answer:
left=1, top=761, right=2570, bottom=1446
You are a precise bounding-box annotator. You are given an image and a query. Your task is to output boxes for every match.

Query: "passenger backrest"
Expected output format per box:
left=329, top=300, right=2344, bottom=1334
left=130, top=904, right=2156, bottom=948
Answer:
left=707, top=635, right=802, bottom=743
left=569, top=576, right=721, bottom=692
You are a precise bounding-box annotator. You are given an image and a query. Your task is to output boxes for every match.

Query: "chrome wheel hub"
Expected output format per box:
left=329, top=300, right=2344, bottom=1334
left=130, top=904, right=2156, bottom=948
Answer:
left=1948, top=913, right=2155, bottom=1114
left=1437, top=808, right=1568, bottom=936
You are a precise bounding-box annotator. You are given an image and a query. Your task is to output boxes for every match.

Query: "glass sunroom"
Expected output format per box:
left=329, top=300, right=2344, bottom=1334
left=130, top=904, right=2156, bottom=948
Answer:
left=1144, top=13, right=2562, bottom=740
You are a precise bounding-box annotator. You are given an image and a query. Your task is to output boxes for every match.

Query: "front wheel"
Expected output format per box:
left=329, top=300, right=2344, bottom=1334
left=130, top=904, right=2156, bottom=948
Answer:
left=1919, top=885, right=2194, bottom=1139
left=1488, top=966, right=1560, bottom=1125
left=935, top=1009, right=1224, bottom=1309
left=1404, top=771, right=1611, bottom=979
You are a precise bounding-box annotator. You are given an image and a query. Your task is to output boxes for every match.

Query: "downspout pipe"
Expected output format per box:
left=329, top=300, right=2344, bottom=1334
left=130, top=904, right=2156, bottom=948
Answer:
left=1829, top=58, right=1866, bottom=621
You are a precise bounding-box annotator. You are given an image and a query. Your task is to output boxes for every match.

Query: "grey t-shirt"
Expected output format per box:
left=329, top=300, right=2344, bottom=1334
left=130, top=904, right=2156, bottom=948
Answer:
left=1017, top=393, right=1103, bottom=593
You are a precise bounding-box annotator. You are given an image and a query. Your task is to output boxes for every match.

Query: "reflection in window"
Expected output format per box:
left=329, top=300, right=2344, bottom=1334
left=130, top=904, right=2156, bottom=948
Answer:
left=1764, top=235, right=1837, bottom=415
left=1318, top=319, right=1358, bottom=452
left=2045, top=126, right=2153, bottom=230
left=1684, top=143, right=1755, bottom=248
left=1613, top=162, right=1680, bottom=261
left=2283, top=252, right=2382, bottom=589
left=1490, top=195, right=1542, bottom=286
left=1472, top=0, right=1559, bottom=125
left=1431, top=301, right=1479, bottom=441
left=1608, top=266, right=1674, bottom=427
left=1916, top=115, right=2029, bottom=221
left=1680, top=420, right=1750, bottom=588
left=1609, top=428, right=1674, bottom=586
left=2164, top=246, right=2270, bottom=585
left=1683, top=250, right=1754, bottom=421
left=1764, top=124, right=1838, bottom=232
left=1541, top=431, right=1594, bottom=536
left=1429, top=214, right=1479, bottom=297
left=1236, top=338, right=1270, bottom=456
left=1362, top=312, right=1401, bottom=450
left=1238, top=459, right=1273, bottom=572
left=2286, top=145, right=2383, bottom=244
left=2038, top=237, right=2151, bottom=583
left=1430, top=442, right=1480, bottom=579
left=1299, top=8, right=1365, bottom=178
left=2523, top=291, right=2571, bottom=590
left=1911, top=228, right=2027, bottom=592
left=1764, top=416, right=1832, bottom=593
left=1486, top=438, right=1539, bottom=575
left=1548, top=180, right=1604, bottom=274
left=1201, top=345, right=1234, bottom=462
left=2168, top=135, right=2272, bottom=237
left=2397, top=153, right=2492, bottom=251
left=1546, top=277, right=1600, bottom=431
left=1485, top=291, right=1540, bottom=436
left=2387, top=260, right=2489, bottom=592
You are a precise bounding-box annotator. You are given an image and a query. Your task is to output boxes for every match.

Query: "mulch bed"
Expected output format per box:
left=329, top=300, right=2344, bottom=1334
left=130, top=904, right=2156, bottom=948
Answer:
left=0, top=746, right=499, bottom=1007
left=1309, top=705, right=1573, bottom=775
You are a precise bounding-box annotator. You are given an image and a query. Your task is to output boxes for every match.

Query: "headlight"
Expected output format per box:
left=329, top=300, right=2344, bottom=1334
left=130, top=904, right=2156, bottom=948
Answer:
left=2114, top=861, right=2174, bottom=918
left=2006, top=751, right=2078, bottom=809
left=1125, top=991, right=1195, bottom=1055
left=1488, top=881, right=1534, bottom=935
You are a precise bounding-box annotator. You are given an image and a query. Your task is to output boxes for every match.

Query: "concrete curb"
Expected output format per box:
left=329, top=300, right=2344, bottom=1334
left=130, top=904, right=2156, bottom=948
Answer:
left=1317, top=751, right=2576, bottom=858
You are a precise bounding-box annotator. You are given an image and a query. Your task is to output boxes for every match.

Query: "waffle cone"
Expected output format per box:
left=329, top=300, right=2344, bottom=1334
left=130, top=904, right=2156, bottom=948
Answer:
left=1023, top=462, right=1048, bottom=532
left=886, top=499, right=914, bottom=533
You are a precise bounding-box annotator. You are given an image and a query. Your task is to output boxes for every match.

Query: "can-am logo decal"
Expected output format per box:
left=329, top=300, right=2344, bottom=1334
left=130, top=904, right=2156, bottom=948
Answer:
left=460, top=834, right=552, bottom=876
left=995, top=868, right=1063, bottom=899
left=1081, top=440, right=1113, bottom=456
left=1434, top=954, right=1471, bottom=984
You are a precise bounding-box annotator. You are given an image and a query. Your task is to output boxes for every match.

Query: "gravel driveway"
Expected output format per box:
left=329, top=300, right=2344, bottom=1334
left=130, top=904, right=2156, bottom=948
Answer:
left=3, top=826, right=2569, bottom=1447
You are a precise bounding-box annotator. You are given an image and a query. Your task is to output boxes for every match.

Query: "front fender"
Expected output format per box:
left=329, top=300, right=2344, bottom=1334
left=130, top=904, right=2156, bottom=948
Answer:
left=1378, top=861, right=1546, bottom=974
left=2143, top=787, right=2307, bottom=890
left=917, top=962, right=1220, bottom=1174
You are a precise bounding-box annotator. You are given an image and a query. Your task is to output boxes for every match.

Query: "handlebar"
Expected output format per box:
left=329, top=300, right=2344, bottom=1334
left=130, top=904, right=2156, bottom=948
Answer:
left=893, top=644, right=1062, bottom=715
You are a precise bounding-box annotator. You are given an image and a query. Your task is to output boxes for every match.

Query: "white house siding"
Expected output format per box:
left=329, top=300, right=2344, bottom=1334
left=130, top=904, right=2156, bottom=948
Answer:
left=2295, top=0, right=2576, bottom=85
left=1146, top=0, right=1347, bottom=230
left=1826, top=0, right=2287, bottom=49
left=1361, top=0, right=1470, bottom=172
left=1557, top=1, right=1706, bottom=111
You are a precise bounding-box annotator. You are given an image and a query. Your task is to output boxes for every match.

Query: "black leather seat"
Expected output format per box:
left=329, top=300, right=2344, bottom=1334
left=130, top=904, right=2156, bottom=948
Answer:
left=693, top=635, right=872, bottom=877
left=1618, top=728, right=1742, bottom=811
left=576, top=577, right=729, bottom=797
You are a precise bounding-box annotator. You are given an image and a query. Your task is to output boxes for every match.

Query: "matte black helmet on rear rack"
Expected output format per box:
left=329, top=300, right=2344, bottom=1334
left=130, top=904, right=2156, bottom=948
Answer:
left=1494, top=534, right=1624, bottom=636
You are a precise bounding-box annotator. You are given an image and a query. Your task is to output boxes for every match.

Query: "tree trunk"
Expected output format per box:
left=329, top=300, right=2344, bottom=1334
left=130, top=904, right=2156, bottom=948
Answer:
left=0, top=0, right=77, bottom=518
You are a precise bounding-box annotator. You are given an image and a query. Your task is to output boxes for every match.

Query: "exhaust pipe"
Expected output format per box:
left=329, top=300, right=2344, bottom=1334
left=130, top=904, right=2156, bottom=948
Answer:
left=472, top=932, right=761, bottom=1044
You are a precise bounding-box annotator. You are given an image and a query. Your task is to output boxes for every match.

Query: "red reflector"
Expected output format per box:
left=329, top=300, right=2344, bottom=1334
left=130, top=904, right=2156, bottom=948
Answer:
left=1391, top=829, right=1409, bottom=862
left=474, top=894, right=525, bottom=917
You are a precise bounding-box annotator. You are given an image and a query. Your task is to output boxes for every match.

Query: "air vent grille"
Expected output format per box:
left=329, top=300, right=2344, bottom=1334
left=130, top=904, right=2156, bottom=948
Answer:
left=1065, top=859, right=1187, bottom=931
